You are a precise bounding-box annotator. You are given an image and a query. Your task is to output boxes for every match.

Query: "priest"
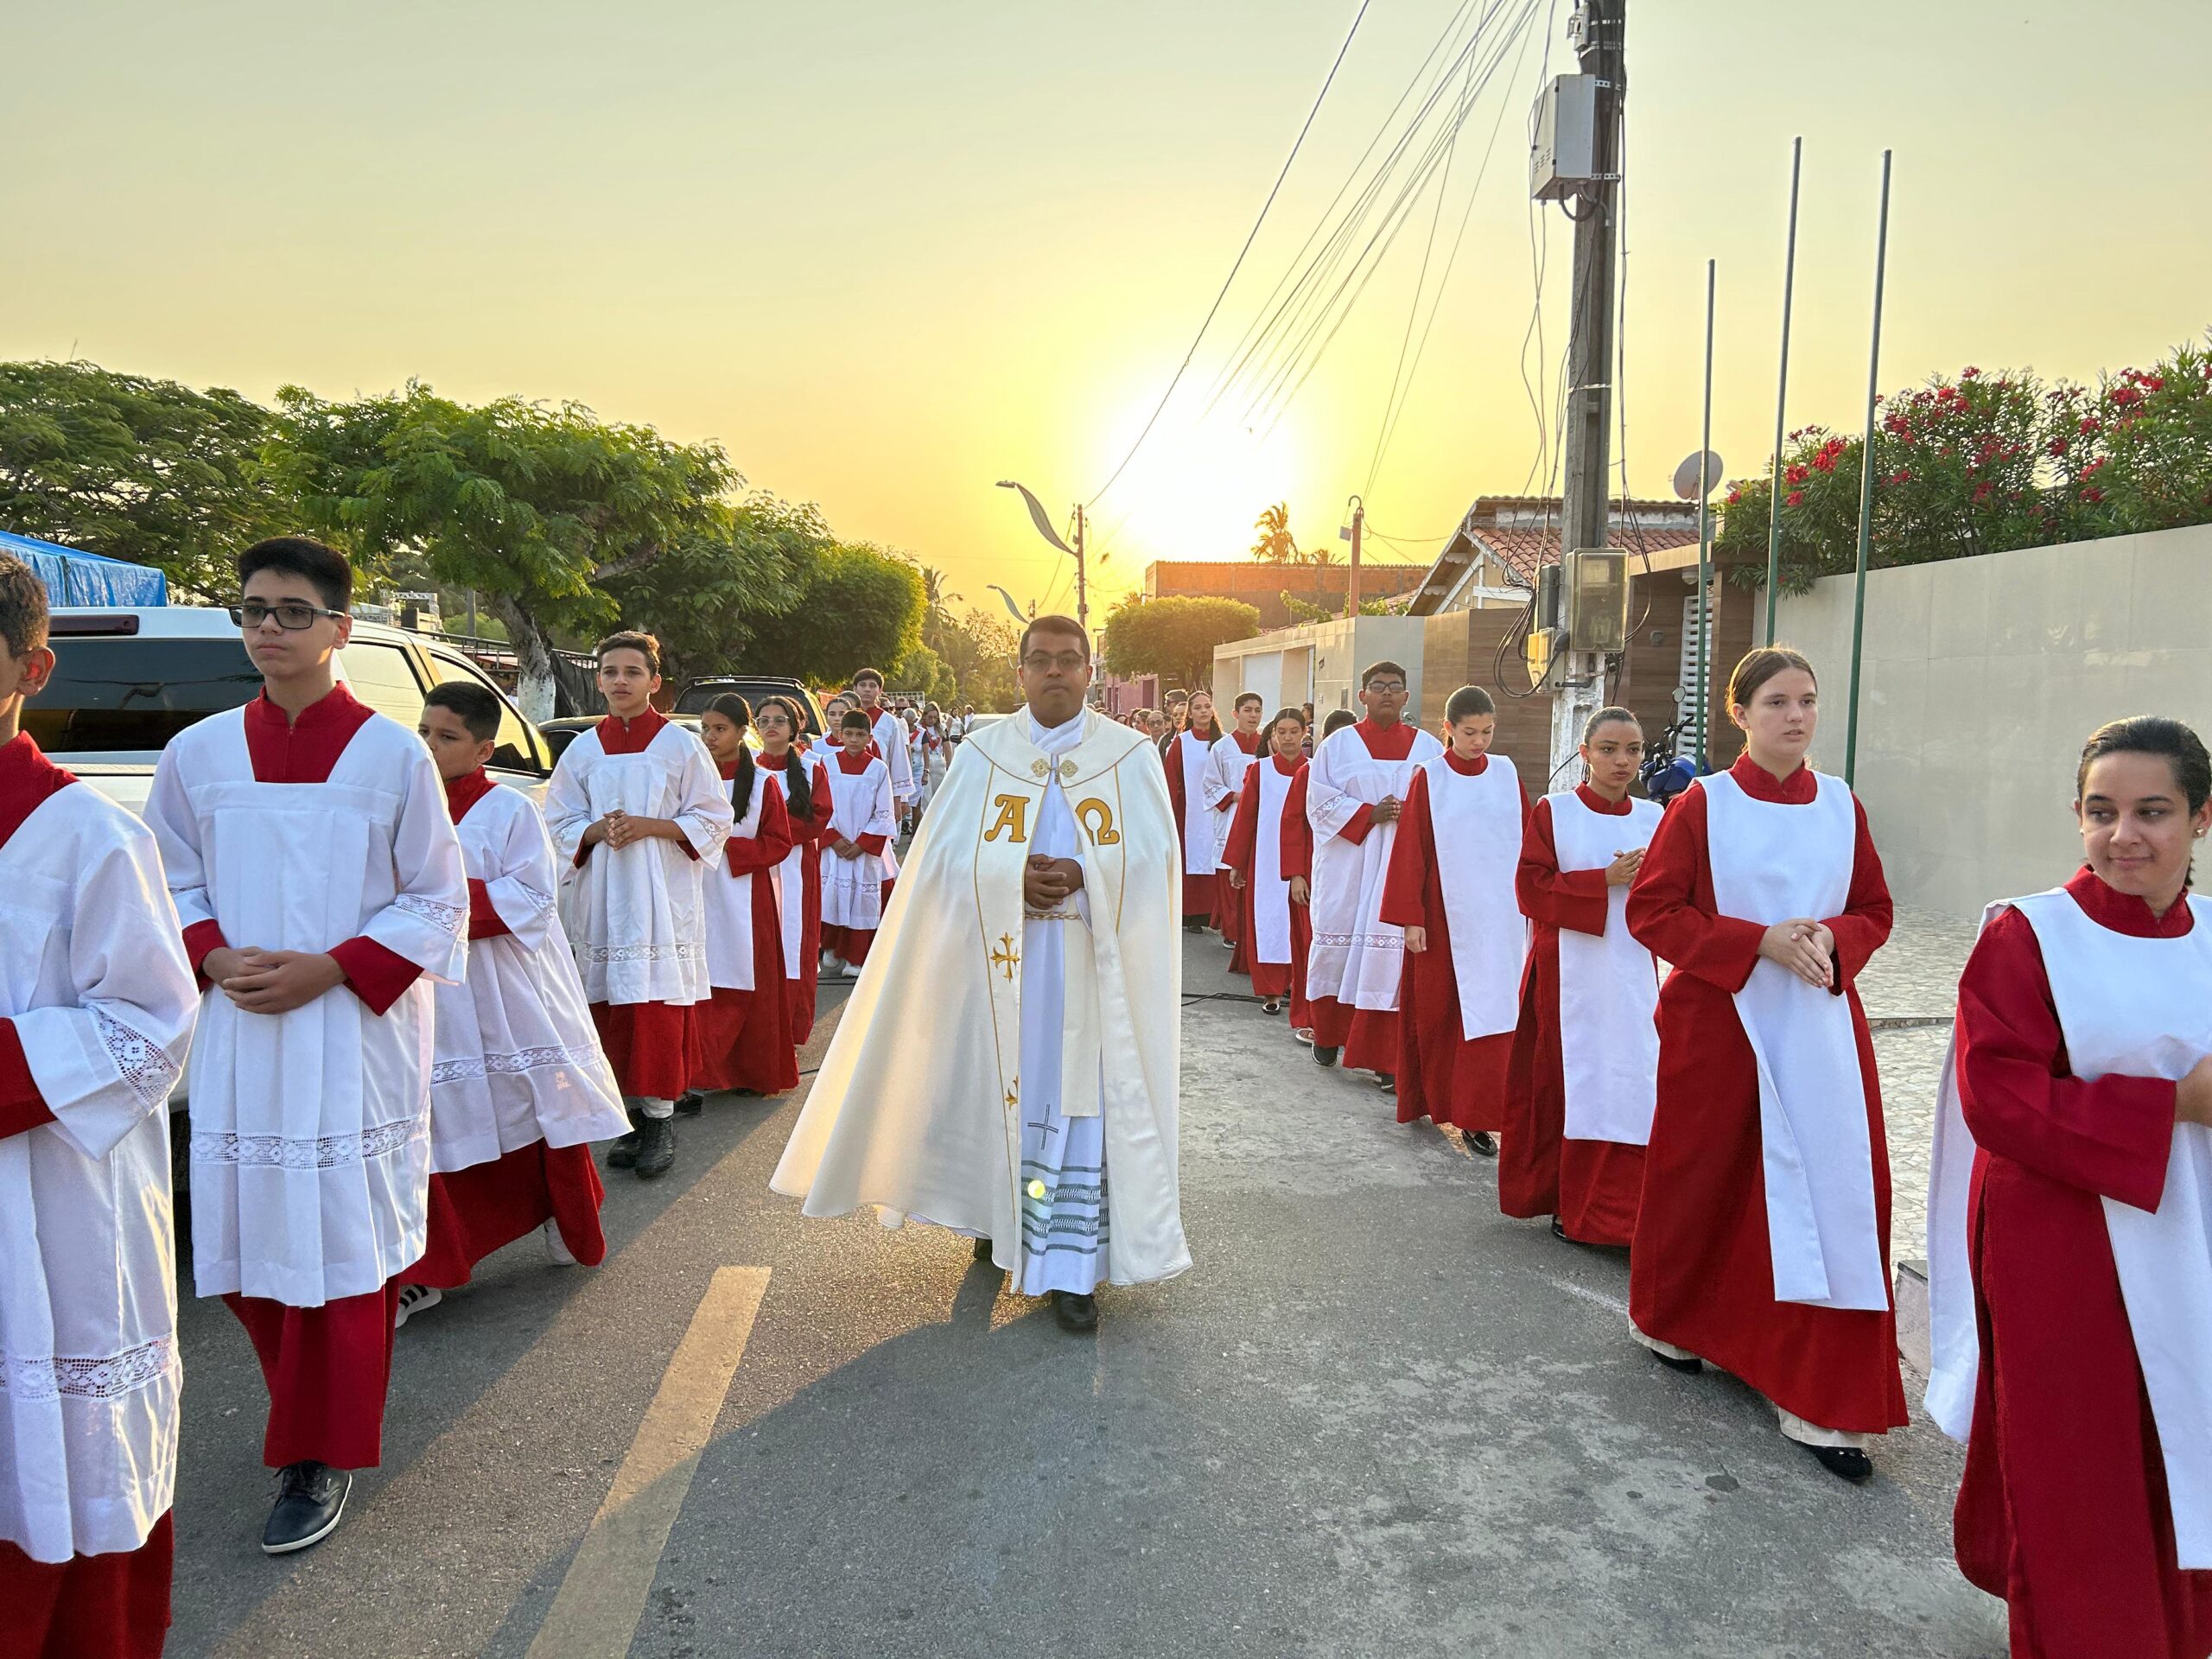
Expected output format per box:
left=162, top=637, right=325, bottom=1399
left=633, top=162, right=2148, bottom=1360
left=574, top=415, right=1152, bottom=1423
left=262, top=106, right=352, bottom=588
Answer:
left=1304, top=663, right=1444, bottom=1077
left=773, top=615, right=1188, bottom=1333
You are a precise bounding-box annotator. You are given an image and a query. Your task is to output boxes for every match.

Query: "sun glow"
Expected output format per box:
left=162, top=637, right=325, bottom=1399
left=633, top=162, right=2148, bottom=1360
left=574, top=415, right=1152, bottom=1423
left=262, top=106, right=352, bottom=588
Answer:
left=1084, top=389, right=1309, bottom=575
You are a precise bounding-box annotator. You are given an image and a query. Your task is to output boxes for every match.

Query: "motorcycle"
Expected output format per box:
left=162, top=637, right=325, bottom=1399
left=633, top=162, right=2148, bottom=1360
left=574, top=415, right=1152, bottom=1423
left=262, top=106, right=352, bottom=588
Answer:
left=1638, top=708, right=1708, bottom=805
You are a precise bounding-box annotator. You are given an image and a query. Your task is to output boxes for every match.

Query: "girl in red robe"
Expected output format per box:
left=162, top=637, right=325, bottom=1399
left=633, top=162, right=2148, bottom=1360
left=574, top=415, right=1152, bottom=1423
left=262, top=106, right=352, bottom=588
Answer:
left=1162, top=691, right=1224, bottom=929
left=1223, top=709, right=1311, bottom=1014
left=1379, top=685, right=1529, bottom=1144
left=1285, top=712, right=1354, bottom=1041
left=1500, top=707, right=1662, bottom=1245
left=1941, top=715, right=2212, bottom=1657
left=689, top=697, right=798, bottom=1104
left=1624, top=645, right=1905, bottom=1482
left=760, top=696, right=831, bottom=1045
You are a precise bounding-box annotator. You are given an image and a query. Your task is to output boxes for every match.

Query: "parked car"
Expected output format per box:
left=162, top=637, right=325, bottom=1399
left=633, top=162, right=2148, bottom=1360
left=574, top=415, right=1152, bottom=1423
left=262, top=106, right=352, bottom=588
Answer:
left=674, top=676, right=826, bottom=738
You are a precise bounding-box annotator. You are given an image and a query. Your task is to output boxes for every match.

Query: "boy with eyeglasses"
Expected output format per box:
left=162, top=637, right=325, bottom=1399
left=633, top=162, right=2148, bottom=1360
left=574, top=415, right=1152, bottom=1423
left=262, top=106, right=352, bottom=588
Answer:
left=144, top=537, right=468, bottom=1555
left=0, top=553, right=198, bottom=1658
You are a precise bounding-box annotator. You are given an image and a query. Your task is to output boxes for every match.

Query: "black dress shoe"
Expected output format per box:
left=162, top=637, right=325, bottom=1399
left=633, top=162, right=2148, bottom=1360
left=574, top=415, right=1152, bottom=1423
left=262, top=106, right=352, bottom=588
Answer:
left=1549, top=1216, right=1569, bottom=1241
left=1050, top=1290, right=1099, bottom=1333
left=1313, top=1045, right=1340, bottom=1068
left=1648, top=1347, right=1703, bottom=1375
left=672, top=1092, right=705, bottom=1117
left=1374, top=1072, right=1396, bottom=1092
left=1183, top=918, right=1204, bottom=934
left=606, top=1126, right=642, bottom=1169
left=972, top=1236, right=995, bottom=1263
left=1466, top=1130, right=1498, bottom=1157
left=262, top=1461, right=351, bottom=1555
left=1808, top=1444, right=1873, bottom=1483
left=632, top=1116, right=677, bottom=1179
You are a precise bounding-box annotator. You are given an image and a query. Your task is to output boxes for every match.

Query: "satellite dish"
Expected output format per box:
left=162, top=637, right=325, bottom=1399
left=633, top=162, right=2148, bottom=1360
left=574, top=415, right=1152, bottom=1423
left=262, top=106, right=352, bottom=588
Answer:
left=1673, top=450, right=1725, bottom=501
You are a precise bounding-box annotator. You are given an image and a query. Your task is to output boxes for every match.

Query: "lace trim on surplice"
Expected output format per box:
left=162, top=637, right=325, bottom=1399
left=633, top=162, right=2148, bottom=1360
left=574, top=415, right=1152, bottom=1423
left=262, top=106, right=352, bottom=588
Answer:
left=0, top=1335, right=178, bottom=1402
left=430, top=1041, right=605, bottom=1086
left=95, top=1009, right=182, bottom=1109
left=190, top=1115, right=425, bottom=1170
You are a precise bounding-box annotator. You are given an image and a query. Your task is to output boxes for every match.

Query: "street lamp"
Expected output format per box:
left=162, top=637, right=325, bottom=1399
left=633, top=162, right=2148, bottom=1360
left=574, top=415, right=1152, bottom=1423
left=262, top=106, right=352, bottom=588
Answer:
left=995, top=480, right=1089, bottom=637
left=985, top=584, right=1029, bottom=626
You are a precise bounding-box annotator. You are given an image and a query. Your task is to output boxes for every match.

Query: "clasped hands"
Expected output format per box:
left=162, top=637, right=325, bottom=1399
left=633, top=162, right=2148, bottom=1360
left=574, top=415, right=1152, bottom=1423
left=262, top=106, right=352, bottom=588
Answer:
left=582, top=810, right=683, bottom=852
left=1758, top=918, right=1837, bottom=988
left=1024, top=855, right=1084, bottom=912
left=202, top=946, right=346, bottom=1014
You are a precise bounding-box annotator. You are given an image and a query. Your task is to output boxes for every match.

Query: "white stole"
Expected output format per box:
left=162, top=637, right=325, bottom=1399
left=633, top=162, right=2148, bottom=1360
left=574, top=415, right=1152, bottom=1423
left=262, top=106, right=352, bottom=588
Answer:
left=1423, top=753, right=1526, bottom=1039
left=702, top=768, right=769, bottom=992
left=774, top=749, right=830, bottom=981
left=1924, top=888, right=2212, bottom=1568
left=1174, top=731, right=1218, bottom=876
left=1547, top=790, right=1664, bottom=1145
left=1701, top=768, right=1888, bottom=1312
left=1247, top=760, right=1297, bottom=965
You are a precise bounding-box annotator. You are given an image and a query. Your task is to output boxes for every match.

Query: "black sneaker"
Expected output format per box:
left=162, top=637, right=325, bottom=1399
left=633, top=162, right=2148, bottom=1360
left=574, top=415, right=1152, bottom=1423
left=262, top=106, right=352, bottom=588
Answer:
left=262, top=1461, right=351, bottom=1555
left=1050, top=1290, right=1099, bottom=1333
left=633, top=1115, right=677, bottom=1179
left=1549, top=1216, right=1570, bottom=1241
left=1466, top=1130, right=1498, bottom=1157
left=1313, top=1046, right=1340, bottom=1068
left=1373, top=1072, right=1396, bottom=1092
left=1808, top=1444, right=1873, bottom=1483
left=1183, top=918, right=1204, bottom=934
left=972, top=1236, right=995, bottom=1263
left=672, top=1092, right=705, bottom=1118
left=606, top=1109, right=643, bottom=1169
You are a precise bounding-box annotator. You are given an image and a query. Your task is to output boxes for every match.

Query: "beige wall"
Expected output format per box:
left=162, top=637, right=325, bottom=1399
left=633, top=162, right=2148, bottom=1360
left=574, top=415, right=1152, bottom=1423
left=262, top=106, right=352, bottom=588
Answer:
left=1768, top=523, right=2212, bottom=919
left=1214, top=617, right=1429, bottom=721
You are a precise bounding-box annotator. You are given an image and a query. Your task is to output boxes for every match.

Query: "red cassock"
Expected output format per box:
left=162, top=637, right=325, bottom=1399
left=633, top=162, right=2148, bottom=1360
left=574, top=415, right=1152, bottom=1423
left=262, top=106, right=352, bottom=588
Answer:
left=693, top=769, right=799, bottom=1096
left=1624, top=753, right=1907, bottom=1433
left=1217, top=728, right=1260, bottom=961
left=1281, top=765, right=1317, bottom=1028
left=581, top=708, right=703, bottom=1102
left=781, top=753, right=832, bottom=1044
left=1950, top=868, right=2212, bottom=1659
left=1499, top=786, right=1649, bottom=1244
left=1377, top=753, right=1528, bottom=1132
left=0, top=1513, right=174, bottom=1659
left=1161, top=732, right=1216, bottom=923
left=1220, top=752, right=1308, bottom=1000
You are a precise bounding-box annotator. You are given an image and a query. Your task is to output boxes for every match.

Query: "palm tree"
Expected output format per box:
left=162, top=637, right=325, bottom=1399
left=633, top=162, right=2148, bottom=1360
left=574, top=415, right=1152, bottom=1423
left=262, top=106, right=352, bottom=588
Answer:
left=1250, top=502, right=1300, bottom=565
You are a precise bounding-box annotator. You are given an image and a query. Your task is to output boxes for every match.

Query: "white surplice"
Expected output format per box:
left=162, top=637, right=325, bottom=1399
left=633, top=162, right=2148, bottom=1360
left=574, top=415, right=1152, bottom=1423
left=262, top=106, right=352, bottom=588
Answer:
left=821, top=755, right=899, bottom=931
left=145, top=710, right=468, bottom=1308
left=543, top=721, right=732, bottom=1009
left=1244, top=758, right=1298, bottom=965
left=773, top=748, right=831, bottom=982
left=1545, top=789, right=1663, bottom=1146
left=702, top=769, right=771, bottom=994
left=430, top=784, right=628, bottom=1174
left=1171, top=730, right=1220, bottom=878
left=868, top=709, right=915, bottom=804
left=1305, top=721, right=1444, bottom=1011
left=1419, top=753, right=1527, bottom=1040
left=1201, top=734, right=1259, bottom=864
left=0, top=774, right=197, bottom=1564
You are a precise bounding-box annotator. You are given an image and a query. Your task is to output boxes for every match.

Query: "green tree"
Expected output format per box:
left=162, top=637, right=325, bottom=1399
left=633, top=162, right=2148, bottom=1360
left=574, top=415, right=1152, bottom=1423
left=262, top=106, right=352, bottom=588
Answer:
left=603, top=493, right=827, bottom=688
left=742, top=541, right=925, bottom=686
left=1100, top=594, right=1260, bottom=693
left=1250, top=501, right=1300, bottom=564
left=266, top=383, right=740, bottom=717
left=0, top=359, right=296, bottom=597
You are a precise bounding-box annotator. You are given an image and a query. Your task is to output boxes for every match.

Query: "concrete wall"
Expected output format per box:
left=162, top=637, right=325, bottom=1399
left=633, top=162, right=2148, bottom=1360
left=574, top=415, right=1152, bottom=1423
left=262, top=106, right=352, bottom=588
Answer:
left=1214, top=617, right=1429, bottom=721
left=1769, top=523, right=2212, bottom=919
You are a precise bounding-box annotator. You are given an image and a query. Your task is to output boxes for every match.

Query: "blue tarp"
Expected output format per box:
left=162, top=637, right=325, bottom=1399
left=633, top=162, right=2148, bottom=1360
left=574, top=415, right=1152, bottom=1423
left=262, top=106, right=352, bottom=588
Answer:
left=0, top=530, right=169, bottom=607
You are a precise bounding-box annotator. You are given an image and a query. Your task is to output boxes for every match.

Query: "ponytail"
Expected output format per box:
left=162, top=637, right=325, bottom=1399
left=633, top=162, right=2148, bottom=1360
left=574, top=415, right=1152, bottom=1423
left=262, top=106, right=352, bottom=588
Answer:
left=705, top=693, right=759, bottom=818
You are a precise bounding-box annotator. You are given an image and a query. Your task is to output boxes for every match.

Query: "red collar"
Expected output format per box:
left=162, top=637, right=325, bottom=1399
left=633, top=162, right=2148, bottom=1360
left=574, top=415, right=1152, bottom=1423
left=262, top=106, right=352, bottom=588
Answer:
left=1443, top=749, right=1490, bottom=777
left=1269, top=752, right=1302, bottom=777
left=596, top=706, right=670, bottom=755
left=1574, top=781, right=1633, bottom=817
left=1726, top=751, right=1818, bottom=804
left=2063, top=863, right=2196, bottom=938
left=244, top=683, right=374, bottom=785
left=1232, top=728, right=1261, bottom=754
left=0, top=732, right=75, bottom=849
left=444, top=766, right=498, bottom=823
left=836, top=749, right=876, bottom=774
left=1354, top=718, right=1416, bottom=761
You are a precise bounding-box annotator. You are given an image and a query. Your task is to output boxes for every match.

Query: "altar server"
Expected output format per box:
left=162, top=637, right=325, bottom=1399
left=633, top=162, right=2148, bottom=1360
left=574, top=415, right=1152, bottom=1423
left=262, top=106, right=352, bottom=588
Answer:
left=1624, top=646, right=1903, bottom=1481
left=759, top=696, right=832, bottom=1044
left=1306, top=664, right=1444, bottom=1077
left=1283, top=709, right=1355, bottom=1043
left=0, top=553, right=196, bottom=1656
left=774, top=617, right=1187, bottom=1335
left=1926, top=715, right=2212, bottom=1656
left=820, top=709, right=899, bottom=976
left=404, top=682, right=629, bottom=1318
left=1204, top=693, right=1265, bottom=959
left=851, top=666, right=914, bottom=817
left=145, top=537, right=468, bottom=1553
left=1224, top=709, right=1310, bottom=1015
left=1500, top=707, right=1662, bottom=1243
left=1380, top=685, right=1529, bottom=1132
left=1163, top=690, right=1225, bottom=930
left=686, top=696, right=798, bottom=1105
left=544, top=631, right=733, bottom=1183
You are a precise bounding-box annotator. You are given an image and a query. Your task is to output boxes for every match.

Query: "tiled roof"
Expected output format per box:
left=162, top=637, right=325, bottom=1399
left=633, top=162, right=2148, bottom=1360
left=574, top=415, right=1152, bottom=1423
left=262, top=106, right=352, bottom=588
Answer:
left=1477, top=522, right=1701, bottom=583
left=1404, top=495, right=1705, bottom=614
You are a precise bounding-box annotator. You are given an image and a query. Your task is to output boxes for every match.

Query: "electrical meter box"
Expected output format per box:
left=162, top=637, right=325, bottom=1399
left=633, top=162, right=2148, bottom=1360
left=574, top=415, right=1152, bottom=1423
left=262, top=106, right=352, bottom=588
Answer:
left=1530, top=74, right=1601, bottom=201
left=1562, top=548, right=1629, bottom=653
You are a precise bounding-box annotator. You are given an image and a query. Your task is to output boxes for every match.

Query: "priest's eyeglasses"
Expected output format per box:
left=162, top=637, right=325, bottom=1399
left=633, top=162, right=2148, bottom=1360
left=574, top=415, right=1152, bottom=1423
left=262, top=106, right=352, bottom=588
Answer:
left=1021, top=651, right=1089, bottom=673
left=232, top=599, right=348, bottom=631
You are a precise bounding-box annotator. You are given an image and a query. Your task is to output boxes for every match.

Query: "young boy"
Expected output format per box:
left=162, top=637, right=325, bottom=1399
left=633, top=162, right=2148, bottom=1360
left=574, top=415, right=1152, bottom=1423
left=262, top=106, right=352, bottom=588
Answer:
left=543, top=632, right=733, bottom=1182
left=850, top=666, right=914, bottom=819
left=144, top=536, right=468, bottom=1555
left=1379, top=684, right=1531, bottom=1147
left=819, top=708, right=899, bottom=977
left=398, top=683, right=632, bottom=1324
left=0, top=553, right=198, bottom=1657
left=1204, top=692, right=1267, bottom=961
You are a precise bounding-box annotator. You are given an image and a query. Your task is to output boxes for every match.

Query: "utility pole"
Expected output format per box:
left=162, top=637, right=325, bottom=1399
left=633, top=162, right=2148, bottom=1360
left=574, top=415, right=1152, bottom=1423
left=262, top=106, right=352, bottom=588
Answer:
left=1544, top=0, right=1625, bottom=787
left=1072, top=502, right=1090, bottom=638
left=1343, top=495, right=1364, bottom=620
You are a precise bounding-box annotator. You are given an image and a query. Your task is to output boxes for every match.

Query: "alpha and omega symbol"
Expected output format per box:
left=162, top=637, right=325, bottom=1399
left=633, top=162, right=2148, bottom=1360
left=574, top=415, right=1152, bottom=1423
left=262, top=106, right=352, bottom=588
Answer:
left=1073, top=797, right=1121, bottom=845
left=985, top=794, right=1031, bottom=843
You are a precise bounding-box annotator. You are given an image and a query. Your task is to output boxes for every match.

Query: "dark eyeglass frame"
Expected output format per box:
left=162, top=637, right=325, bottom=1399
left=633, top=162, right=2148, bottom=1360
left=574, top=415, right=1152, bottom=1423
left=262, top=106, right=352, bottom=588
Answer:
left=230, top=599, right=348, bottom=631
left=1020, top=650, right=1090, bottom=673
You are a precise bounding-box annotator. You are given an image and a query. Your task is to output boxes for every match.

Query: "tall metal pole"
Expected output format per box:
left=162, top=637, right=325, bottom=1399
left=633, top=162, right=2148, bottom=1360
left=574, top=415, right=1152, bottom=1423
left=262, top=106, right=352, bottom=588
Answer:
left=1764, top=137, right=1802, bottom=645
left=1344, top=495, right=1364, bottom=620
left=1842, top=150, right=1893, bottom=788
left=1073, top=502, right=1090, bottom=639
left=1545, top=0, right=1626, bottom=786
left=1694, top=257, right=1715, bottom=764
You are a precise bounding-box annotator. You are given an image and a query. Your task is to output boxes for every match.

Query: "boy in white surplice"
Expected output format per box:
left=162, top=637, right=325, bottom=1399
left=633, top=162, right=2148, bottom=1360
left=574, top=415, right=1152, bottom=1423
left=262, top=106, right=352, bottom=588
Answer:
left=144, top=537, right=468, bottom=1558
left=0, top=554, right=198, bottom=1657
left=543, top=631, right=733, bottom=1182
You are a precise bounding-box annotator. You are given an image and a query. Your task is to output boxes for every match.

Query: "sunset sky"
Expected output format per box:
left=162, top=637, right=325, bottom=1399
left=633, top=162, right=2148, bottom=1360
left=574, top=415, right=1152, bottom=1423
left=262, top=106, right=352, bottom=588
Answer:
left=5, top=1, right=2205, bottom=614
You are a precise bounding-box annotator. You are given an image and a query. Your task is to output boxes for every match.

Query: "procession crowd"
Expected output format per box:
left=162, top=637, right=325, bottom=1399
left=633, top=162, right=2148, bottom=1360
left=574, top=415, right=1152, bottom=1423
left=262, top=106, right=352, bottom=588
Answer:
left=1, top=532, right=2209, bottom=1659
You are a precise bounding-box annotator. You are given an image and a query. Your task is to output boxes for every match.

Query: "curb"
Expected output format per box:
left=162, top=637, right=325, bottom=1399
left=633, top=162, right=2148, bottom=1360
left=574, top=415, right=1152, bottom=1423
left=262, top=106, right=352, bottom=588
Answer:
left=1895, top=1257, right=1930, bottom=1376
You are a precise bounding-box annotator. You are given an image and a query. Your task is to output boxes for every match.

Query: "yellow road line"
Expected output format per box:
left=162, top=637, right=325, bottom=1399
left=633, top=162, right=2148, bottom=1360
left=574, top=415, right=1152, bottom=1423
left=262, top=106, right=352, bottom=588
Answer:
left=525, top=1266, right=771, bottom=1659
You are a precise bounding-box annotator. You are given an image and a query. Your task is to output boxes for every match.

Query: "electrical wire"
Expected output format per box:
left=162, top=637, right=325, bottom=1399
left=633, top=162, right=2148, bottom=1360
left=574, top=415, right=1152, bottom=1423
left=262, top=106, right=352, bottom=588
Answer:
left=1086, top=0, right=1376, bottom=511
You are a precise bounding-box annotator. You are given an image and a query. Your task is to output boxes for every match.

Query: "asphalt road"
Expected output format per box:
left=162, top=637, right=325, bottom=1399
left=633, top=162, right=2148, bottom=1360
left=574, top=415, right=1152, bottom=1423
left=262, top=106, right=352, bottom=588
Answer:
left=163, top=936, right=2008, bottom=1659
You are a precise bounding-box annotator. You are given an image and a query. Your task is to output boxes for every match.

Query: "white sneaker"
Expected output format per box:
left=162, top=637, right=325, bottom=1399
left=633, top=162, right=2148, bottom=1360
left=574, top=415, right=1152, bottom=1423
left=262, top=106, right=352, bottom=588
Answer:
left=543, top=1219, right=579, bottom=1268
left=838, top=961, right=861, bottom=979
left=394, top=1284, right=442, bottom=1328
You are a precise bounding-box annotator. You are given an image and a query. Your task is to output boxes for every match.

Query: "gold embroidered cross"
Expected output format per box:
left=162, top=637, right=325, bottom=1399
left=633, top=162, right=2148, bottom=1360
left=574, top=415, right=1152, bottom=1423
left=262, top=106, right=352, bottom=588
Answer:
left=989, top=934, right=1020, bottom=981
left=1003, top=1083, right=1020, bottom=1111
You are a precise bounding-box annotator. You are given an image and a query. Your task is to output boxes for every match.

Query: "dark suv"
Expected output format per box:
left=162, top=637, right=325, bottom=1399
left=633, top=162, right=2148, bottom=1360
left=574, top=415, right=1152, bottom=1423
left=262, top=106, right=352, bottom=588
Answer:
left=673, top=676, right=826, bottom=738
